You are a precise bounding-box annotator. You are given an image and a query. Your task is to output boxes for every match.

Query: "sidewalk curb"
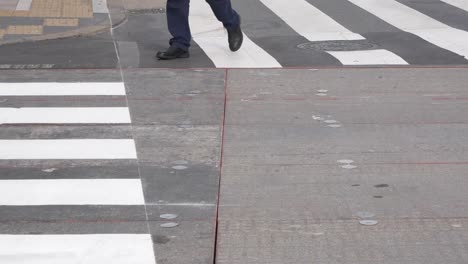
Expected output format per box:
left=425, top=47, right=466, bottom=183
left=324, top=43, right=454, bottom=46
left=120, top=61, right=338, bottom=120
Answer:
left=0, top=0, right=127, bottom=46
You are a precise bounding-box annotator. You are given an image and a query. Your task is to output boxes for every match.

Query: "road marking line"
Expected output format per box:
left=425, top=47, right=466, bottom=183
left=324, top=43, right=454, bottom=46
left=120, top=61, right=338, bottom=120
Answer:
left=0, top=107, right=131, bottom=124
left=0, top=234, right=156, bottom=264
left=0, top=83, right=126, bottom=96
left=326, top=49, right=409, bottom=65
left=348, top=0, right=468, bottom=59
left=0, top=139, right=137, bottom=160
left=92, top=0, right=109, bottom=13
left=15, top=0, right=32, bottom=11
left=258, top=0, right=407, bottom=65
left=441, top=0, right=468, bottom=12
left=258, top=0, right=364, bottom=41
left=0, top=179, right=144, bottom=205
left=190, top=0, right=281, bottom=68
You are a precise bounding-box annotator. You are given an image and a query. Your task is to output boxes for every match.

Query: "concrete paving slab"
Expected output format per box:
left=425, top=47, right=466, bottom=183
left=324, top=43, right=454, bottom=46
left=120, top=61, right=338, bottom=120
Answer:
left=132, top=125, right=221, bottom=164
left=217, top=68, right=468, bottom=263
left=123, top=69, right=225, bottom=125
left=217, top=218, right=468, bottom=264
left=150, top=221, right=215, bottom=264
left=141, top=164, right=219, bottom=205
left=146, top=204, right=215, bottom=221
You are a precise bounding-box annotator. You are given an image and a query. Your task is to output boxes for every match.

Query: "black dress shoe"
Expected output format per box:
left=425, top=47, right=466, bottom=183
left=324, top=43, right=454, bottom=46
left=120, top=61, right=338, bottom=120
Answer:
left=227, top=18, right=243, bottom=52
left=156, top=46, right=190, bottom=60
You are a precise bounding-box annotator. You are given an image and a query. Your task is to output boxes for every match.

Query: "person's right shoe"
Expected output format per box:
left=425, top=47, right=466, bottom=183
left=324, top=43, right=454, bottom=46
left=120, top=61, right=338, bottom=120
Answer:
left=156, top=46, right=190, bottom=60
left=227, top=18, right=243, bottom=52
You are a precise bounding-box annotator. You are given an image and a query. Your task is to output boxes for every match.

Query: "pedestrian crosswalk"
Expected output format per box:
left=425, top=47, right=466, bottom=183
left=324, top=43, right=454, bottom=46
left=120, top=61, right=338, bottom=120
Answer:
left=349, top=0, right=468, bottom=59
left=190, top=0, right=282, bottom=68
left=0, top=82, right=126, bottom=96
left=182, top=0, right=468, bottom=67
left=0, top=235, right=155, bottom=264
left=441, top=0, right=468, bottom=13
left=0, top=107, right=131, bottom=124
left=0, top=81, right=156, bottom=264
left=0, top=179, right=144, bottom=205
left=258, top=0, right=365, bottom=41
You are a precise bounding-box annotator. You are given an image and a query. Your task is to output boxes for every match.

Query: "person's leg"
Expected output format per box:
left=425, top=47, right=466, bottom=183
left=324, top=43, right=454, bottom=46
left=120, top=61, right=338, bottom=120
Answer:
left=167, top=0, right=191, bottom=50
left=157, top=0, right=191, bottom=59
left=206, top=0, right=243, bottom=51
left=205, top=0, right=240, bottom=30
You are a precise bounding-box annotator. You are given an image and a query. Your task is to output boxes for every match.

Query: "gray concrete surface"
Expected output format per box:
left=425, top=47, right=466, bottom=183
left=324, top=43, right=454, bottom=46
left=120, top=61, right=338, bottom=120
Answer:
left=1, top=66, right=468, bottom=264
left=1, top=0, right=468, bottom=263
left=217, top=68, right=468, bottom=263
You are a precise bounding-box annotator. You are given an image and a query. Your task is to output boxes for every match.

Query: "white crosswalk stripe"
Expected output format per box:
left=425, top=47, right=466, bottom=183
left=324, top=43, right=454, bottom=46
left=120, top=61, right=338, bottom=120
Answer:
left=190, top=0, right=281, bottom=68
left=0, top=235, right=156, bottom=264
left=0, top=139, right=137, bottom=159
left=0, top=179, right=145, bottom=205
left=0, top=81, right=152, bottom=262
left=327, top=49, right=409, bottom=65
left=256, top=0, right=408, bottom=65
left=180, top=0, right=468, bottom=67
left=258, top=0, right=364, bottom=41
left=348, top=0, right=468, bottom=59
left=0, top=107, right=131, bottom=124
left=441, top=0, right=468, bottom=12
left=0, top=82, right=126, bottom=96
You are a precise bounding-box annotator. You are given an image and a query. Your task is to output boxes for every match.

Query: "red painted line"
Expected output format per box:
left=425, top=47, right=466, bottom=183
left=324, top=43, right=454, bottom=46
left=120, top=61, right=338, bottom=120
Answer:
left=283, top=97, right=307, bottom=101
left=367, top=161, right=468, bottom=165
left=212, top=68, right=229, bottom=264
left=247, top=161, right=468, bottom=167
left=432, top=97, right=453, bottom=100
left=433, top=97, right=468, bottom=101
left=318, top=97, right=338, bottom=101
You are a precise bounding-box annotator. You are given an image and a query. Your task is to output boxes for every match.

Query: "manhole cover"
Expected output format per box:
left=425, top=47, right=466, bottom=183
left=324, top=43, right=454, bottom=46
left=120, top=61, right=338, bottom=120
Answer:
left=297, top=40, right=379, bottom=51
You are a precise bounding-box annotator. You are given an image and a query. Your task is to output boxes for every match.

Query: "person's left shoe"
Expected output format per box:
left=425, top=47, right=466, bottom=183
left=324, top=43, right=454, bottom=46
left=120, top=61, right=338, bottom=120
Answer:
left=156, top=46, right=190, bottom=60
left=227, top=18, right=243, bottom=52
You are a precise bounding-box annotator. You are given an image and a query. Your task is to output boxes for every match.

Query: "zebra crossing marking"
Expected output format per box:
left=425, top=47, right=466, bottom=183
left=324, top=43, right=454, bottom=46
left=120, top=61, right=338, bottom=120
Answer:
left=441, top=0, right=468, bottom=12
left=0, top=234, right=156, bottom=264
left=0, top=81, right=153, bottom=261
left=0, top=107, right=131, bottom=124
left=257, top=0, right=407, bottom=65
left=348, top=0, right=468, bottom=59
left=190, top=0, right=281, bottom=68
left=0, top=179, right=145, bottom=205
left=0, top=139, right=137, bottom=159
left=326, top=49, right=408, bottom=65
left=258, top=0, right=364, bottom=41
left=0, top=82, right=126, bottom=96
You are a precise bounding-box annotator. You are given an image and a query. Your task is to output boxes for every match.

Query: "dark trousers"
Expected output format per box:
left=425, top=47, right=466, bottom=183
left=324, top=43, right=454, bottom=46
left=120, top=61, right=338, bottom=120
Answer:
left=167, top=0, right=240, bottom=50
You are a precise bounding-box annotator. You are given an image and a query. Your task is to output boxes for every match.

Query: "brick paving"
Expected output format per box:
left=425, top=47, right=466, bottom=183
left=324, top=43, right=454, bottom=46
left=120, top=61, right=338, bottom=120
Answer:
left=0, top=0, right=108, bottom=41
